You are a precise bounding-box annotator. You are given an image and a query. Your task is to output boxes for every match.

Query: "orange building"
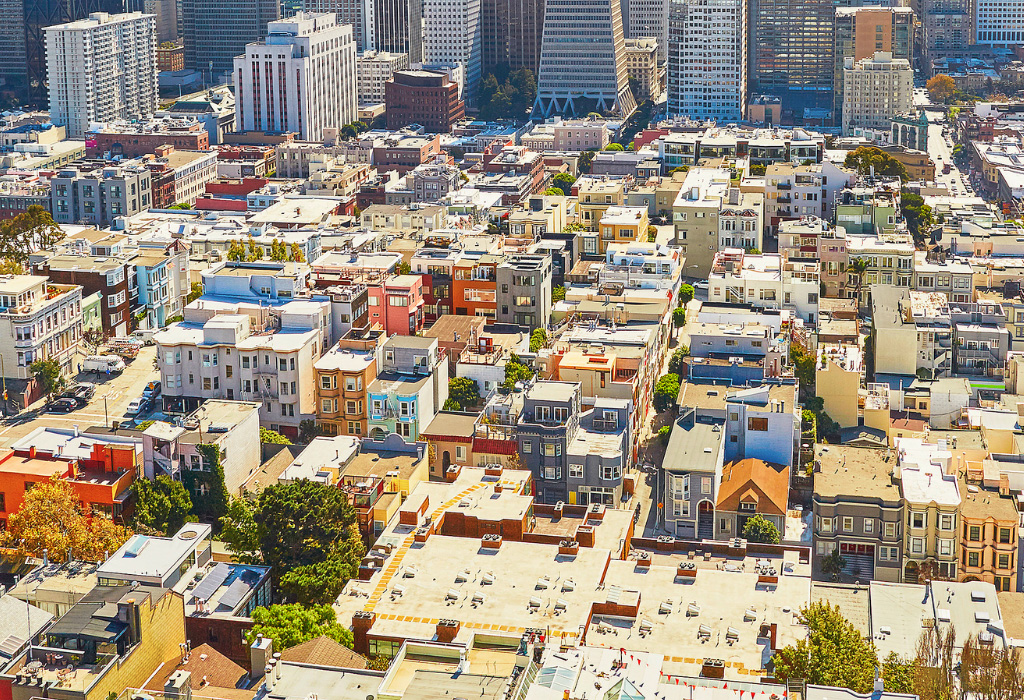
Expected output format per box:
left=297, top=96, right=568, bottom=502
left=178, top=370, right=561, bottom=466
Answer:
left=452, top=255, right=499, bottom=318
left=0, top=443, right=138, bottom=528
left=314, top=331, right=384, bottom=438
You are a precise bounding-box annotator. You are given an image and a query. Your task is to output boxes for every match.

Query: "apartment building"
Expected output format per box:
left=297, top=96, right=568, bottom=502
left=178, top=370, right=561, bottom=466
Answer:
left=662, top=410, right=725, bottom=539
left=385, top=70, right=465, bottom=133
left=718, top=189, right=764, bottom=252
left=778, top=217, right=849, bottom=297
left=671, top=167, right=731, bottom=277
left=496, top=254, right=552, bottom=328
left=715, top=458, right=789, bottom=541
left=841, top=52, right=913, bottom=137
left=833, top=7, right=913, bottom=123
left=576, top=176, right=629, bottom=238
left=314, top=331, right=383, bottom=438
left=912, top=253, right=973, bottom=305
left=45, top=12, right=158, bottom=138
left=33, top=252, right=133, bottom=337
left=0, top=276, right=82, bottom=398
left=357, top=51, right=410, bottom=104
left=600, top=242, right=683, bottom=294
left=234, top=13, right=357, bottom=142
left=421, top=0, right=483, bottom=98
left=708, top=249, right=820, bottom=324
left=515, top=381, right=583, bottom=504
left=959, top=472, right=1017, bottom=591
left=763, top=161, right=854, bottom=234
left=623, top=38, right=661, bottom=102
left=366, top=336, right=449, bottom=443
left=597, top=206, right=649, bottom=255
left=453, top=255, right=499, bottom=318
left=50, top=162, right=151, bottom=226
left=146, top=147, right=218, bottom=207
left=551, top=120, right=610, bottom=152
left=812, top=445, right=904, bottom=582
left=896, top=438, right=961, bottom=583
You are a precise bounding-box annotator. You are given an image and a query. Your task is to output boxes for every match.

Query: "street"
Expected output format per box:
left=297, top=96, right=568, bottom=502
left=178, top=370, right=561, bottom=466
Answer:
left=0, top=346, right=159, bottom=448
left=915, top=87, right=977, bottom=199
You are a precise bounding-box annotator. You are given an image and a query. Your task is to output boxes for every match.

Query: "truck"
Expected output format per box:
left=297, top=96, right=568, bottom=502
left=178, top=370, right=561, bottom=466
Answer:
left=83, top=355, right=126, bottom=374
left=943, top=163, right=951, bottom=174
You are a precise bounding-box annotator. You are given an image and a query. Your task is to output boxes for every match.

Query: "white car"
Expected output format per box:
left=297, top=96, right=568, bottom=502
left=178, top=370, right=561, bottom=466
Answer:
left=125, top=398, right=146, bottom=416
left=693, top=280, right=709, bottom=291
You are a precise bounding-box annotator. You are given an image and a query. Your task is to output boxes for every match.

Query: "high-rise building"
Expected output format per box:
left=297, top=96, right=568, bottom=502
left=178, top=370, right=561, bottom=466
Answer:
left=0, top=0, right=141, bottom=107
left=748, top=0, right=833, bottom=112
left=45, top=12, right=158, bottom=138
left=303, top=0, right=373, bottom=51
left=666, top=0, right=746, bottom=121
left=974, top=0, right=1023, bottom=46
left=832, top=7, right=912, bottom=123
left=357, top=51, right=409, bottom=104
left=143, top=0, right=178, bottom=42
left=920, top=0, right=970, bottom=62
left=625, top=0, right=667, bottom=62
left=624, top=37, right=660, bottom=102
left=373, top=0, right=422, bottom=62
left=385, top=69, right=465, bottom=132
left=422, top=0, right=482, bottom=99
left=534, top=0, right=636, bottom=118
left=841, top=51, right=912, bottom=136
left=480, top=0, right=544, bottom=74
left=234, top=12, right=357, bottom=141
left=181, top=0, right=279, bottom=79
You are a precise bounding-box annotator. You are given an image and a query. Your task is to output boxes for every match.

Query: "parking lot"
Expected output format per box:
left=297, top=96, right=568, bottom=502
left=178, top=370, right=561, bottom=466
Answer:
left=0, top=345, right=160, bottom=449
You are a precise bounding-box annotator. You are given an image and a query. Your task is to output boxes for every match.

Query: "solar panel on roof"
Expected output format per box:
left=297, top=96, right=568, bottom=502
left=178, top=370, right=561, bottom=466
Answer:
left=218, top=577, right=253, bottom=611
left=0, top=635, right=24, bottom=658
left=191, top=563, right=231, bottom=603
left=124, top=536, right=149, bottom=558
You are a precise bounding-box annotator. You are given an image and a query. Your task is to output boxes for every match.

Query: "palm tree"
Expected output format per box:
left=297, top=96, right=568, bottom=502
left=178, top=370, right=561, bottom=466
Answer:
left=849, top=257, right=869, bottom=304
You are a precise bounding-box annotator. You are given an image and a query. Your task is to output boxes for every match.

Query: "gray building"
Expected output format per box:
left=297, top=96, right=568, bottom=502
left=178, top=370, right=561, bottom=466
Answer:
left=408, top=162, right=461, bottom=202
left=50, top=162, right=151, bottom=226
left=566, top=397, right=630, bottom=506
left=812, top=444, right=904, bottom=583
left=180, top=0, right=279, bottom=78
left=516, top=380, right=580, bottom=505
left=951, top=303, right=1009, bottom=378
left=496, top=254, right=552, bottom=329
left=662, top=408, right=725, bottom=539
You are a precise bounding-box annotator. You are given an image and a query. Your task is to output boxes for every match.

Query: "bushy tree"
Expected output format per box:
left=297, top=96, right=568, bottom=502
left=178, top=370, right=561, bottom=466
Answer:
left=844, top=146, right=909, bottom=180
left=0, top=205, right=63, bottom=261
left=668, top=346, right=690, bottom=376
left=0, top=259, right=24, bottom=274
left=552, top=285, right=567, bottom=302
left=31, top=358, right=64, bottom=400
left=477, top=68, right=537, bottom=121
left=821, top=547, right=847, bottom=577
left=672, top=307, right=686, bottom=330
left=653, top=373, right=680, bottom=413
left=679, top=284, right=694, bottom=305
left=604, top=143, right=624, bottom=151
left=298, top=420, right=324, bottom=444
left=529, top=328, right=547, bottom=352
left=927, top=74, right=956, bottom=104
left=247, top=604, right=354, bottom=651
left=3, top=477, right=132, bottom=562
left=742, top=514, right=781, bottom=544
left=260, top=427, right=292, bottom=444
left=502, top=353, right=534, bottom=391
left=551, top=173, right=576, bottom=196
left=772, top=602, right=878, bottom=693
left=131, top=476, right=192, bottom=535
left=220, top=496, right=260, bottom=563
left=446, top=377, right=481, bottom=411
left=881, top=653, right=914, bottom=694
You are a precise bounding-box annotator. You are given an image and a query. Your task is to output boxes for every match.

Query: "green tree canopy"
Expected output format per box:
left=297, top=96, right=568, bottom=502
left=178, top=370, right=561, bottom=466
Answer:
left=246, top=604, right=354, bottom=651
left=679, top=284, right=694, bottom=305
left=502, top=353, right=534, bottom=391
left=529, top=328, right=548, bottom=353
left=0, top=205, right=63, bottom=263
left=741, top=514, right=781, bottom=544
left=31, top=358, right=64, bottom=400
left=672, top=307, right=686, bottom=329
left=881, top=652, right=915, bottom=694
left=653, top=373, right=680, bottom=413
left=551, top=172, right=576, bottom=196
left=260, top=427, right=292, bottom=445
left=668, top=346, right=690, bottom=377
left=844, top=146, right=909, bottom=180
left=604, top=143, right=624, bottom=151
left=552, top=285, right=567, bottom=302
left=477, top=68, right=537, bottom=120
left=131, top=476, right=192, bottom=535
left=772, top=602, right=878, bottom=693
left=543, top=187, right=563, bottom=196
left=446, top=377, right=481, bottom=411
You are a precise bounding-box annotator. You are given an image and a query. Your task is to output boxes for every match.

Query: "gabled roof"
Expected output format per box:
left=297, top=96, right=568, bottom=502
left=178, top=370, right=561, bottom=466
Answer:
left=279, top=635, right=368, bottom=669
left=716, top=458, right=789, bottom=516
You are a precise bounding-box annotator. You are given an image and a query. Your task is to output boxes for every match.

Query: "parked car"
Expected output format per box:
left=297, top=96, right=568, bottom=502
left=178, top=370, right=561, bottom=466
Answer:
left=125, top=397, right=150, bottom=416
left=59, top=382, right=96, bottom=402
left=142, top=381, right=161, bottom=398
left=45, top=398, right=79, bottom=413
left=131, top=329, right=157, bottom=345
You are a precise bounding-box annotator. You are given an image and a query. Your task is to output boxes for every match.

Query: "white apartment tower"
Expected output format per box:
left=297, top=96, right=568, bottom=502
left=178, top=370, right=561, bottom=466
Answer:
left=421, top=0, right=483, bottom=99
left=975, top=0, right=1024, bottom=45
left=357, top=51, right=410, bottom=104
left=666, top=0, right=747, bottom=121
left=44, top=12, right=158, bottom=139
left=303, top=0, right=374, bottom=51
left=234, top=12, right=357, bottom=142
left=841, top=51, right=912, bottom=136
left=534, top=0, right=637, bottom=118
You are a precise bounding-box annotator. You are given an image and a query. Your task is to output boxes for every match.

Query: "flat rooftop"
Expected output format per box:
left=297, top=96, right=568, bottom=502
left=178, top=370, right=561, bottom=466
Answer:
left=97, top=524, right=212, bottom=584
left=813, top=445, right=901, bottom=502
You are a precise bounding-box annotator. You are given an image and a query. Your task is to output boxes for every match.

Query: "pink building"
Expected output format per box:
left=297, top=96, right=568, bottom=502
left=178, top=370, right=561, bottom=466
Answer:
left=368, top=274, right=425, bottom=335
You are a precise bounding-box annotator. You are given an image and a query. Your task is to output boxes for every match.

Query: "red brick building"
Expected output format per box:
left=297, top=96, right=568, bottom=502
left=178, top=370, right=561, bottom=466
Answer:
left=87, top=122, right=210, bottom=158
left=385, top=70, right=464, bottom=133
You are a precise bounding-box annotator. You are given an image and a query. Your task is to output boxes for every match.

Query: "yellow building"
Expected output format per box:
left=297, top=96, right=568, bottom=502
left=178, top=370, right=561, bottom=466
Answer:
left=598, top=206, right=649, bottom=255
left=576, top=176, right=628, bottom=230
left=960, top=470, right=1018, bottom=592
left=314, top=333, right=383, bottom=438
left=816, top=343, right=862, bottom=429
left=6, top=585, right=186, bottom=700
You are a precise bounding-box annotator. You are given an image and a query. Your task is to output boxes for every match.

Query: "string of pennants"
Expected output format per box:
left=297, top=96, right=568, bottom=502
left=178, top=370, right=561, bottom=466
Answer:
left=612, top=647, right=788, bottom=698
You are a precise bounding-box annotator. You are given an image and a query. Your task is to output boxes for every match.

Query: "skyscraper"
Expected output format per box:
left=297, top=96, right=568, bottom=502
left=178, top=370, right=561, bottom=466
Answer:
left=480, top=0, right=544, bottom=74
left=45, top=12, right=158, bottom=138
left=534, top=0, right=636, bottom=118
left=748, top=0, right=833, bottom=112
left=422, top=0, right=482, bottom=98
left=832, top=7, right=912, bottom=122
left=974, top=0, right=1023, bottom=46
left=0, top=0, right=142, bottom=107
left=373, top=0, right=421, bottom=62
left=303, top=0, right=373, bottom=51
left=234, top=12, right=357, bottom=140
left=625, top=0, right=667, bottom=62
left=666, top=0, right=747, bottom=121
left=181, top=0, right=279, bottom=79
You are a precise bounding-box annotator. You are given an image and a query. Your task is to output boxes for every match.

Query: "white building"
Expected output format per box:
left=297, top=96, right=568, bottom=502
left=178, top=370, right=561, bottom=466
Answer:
left=841, top=51, right=913, bottom=136
left=234, top=12, right=357, bottom=142
left=975, top=0, right=1024, bottom=46
left=666, top=0, right=747, bottom=121
left=708, top=249, right=820, bottom=324
left=45, top=12, right=158, bottom=138
left=0, top=276, right=83, bottom=380
left=357, top=51, right=409, bottom=104
left=626, top=0, right=668, bottom=62
left=421, top=0, right=482, bottom=99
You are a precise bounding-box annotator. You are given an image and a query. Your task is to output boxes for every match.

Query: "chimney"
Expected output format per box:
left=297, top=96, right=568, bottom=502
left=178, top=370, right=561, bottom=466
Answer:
left=273, top=653, right=281, bottom=680
left=164, top=670, right=193, bottom=700
left=436, top=618, right=461, bottom=643
left=250, top=634, right=273, bottom=677
left=352, top=610, right=377, bottom=655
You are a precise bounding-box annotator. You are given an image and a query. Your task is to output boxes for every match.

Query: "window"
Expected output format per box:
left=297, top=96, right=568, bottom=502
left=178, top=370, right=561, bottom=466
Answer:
left=910, top=537, right=924, bottom=554
left=939, top=513, right=954, bottom=531
left=522, top=441, right=532, bottom=453
left=863, top=518, right=874, bottom=534
left=817, top=516, right=834, bottom=533
left=569, top=465, right=583, bottom=478
left=999, top=527, right=1012, bottom=544
left=322, top=399, right=332, bottom=412
left=968, top=525, right=982, bottom=541
left=543, top=466, right=560, bottom=480
left=242, top=356, right=251, bottom=369
left=747, top=417, right=768, bottom=432
left=601, top=466, right=620, bottom=480
left=842, top=517, right=853, bottom=532
left=999, top=553, right=1012, bottom=570
left=321, top=375, right=332, bottom=389
left=938, top=538, right=953, bottom=557
left=456, top=445, right=467, bottom=461
left=910, top=512, right=927, bottom=529
left=701, top=477, right=711, bottom=494
left=968, top=551, right=980, bottom=567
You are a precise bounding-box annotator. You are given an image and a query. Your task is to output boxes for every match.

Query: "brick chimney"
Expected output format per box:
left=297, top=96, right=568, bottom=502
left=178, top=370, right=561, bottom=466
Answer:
left=352, top=611, right=376, bottom=655
left=435, top=618, right=461, bottom=644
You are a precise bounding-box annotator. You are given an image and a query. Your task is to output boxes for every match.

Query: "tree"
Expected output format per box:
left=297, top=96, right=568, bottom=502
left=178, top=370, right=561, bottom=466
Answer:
left=31, top=358, right=64, bottom=401
left=502, top=353, right=534, bottom=391
left=540, top=187, right=559, bottom=196
left=131, top=476, right=192, bottom=535
left=668, top=346, right=690, bottom=376
left=3, top=477, right=132, bottom=562
left=672, top=307, right=686, bottom=332
left=552, top=285, right=567, bottom=302
left=82, top=328, right=107, bottom=355
left=0, top=205, right=63, bottom=262
left=395, top=260, right=412, bottom=275
left=647, top=225, right=657, bottom=242
left=902, top=191, right=935, bottom=243
left=181, top=443, right=230, bottom=519
left=446, top=377, right=481, bottom=411
left=578, top=150, right=597, bottom=174
left=477, top=68, right=537, bottom=121
left=529, top=328, right=547, bottom=353
left=927, top=74, right=956, bottom=104
left=604, top=143, right=624, bottom=151
left=563, top=222, right=586, bottom=233
left=298, top=420, right=324, bottom=444
left=844, top=146, right=910, bottom=180
left=289, top=243, right=305, bottom=263
left=254, top=480, right=365, bottom=603
left=247, top=604, right=354, bottom=651
left=653, top=373, right=680, bottom=413
left=552, top=172, right=576, bottom=196
left=260, top=427, right=292, bottom=444
left=679, top=284, right=694, bottom=305
left=849, top=257, right=869, bottom=302
left=789, top=344, right=816, bottom=397
left=269, top=238, right=288, bottom=261
left=186, top=282, right=202, bottom=304
left=914, top=624, right=957, bottom=700
left=741, top=514, right=781, bottom=544
left=749, top=163, right=767, bottom=176
left=821, top=547, right=847, bottom=577
left=0, top=259, right=24, bottom=275
left=959, top=634, right=1024, bottom=700
left=772, top=602, right=878, bottom=693
left=227, top=240, right=248, bottom=262
left=219, top=497, right=261, bottom=563
left=881, top=652, right=915, bottom=694
left=168, top=203, right=192, bottom=210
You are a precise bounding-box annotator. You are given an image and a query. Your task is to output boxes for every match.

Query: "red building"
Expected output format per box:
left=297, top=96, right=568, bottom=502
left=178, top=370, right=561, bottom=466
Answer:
left=385, top=70, right=465, bottom=133
left=86, top=122, right=210, bottom=158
